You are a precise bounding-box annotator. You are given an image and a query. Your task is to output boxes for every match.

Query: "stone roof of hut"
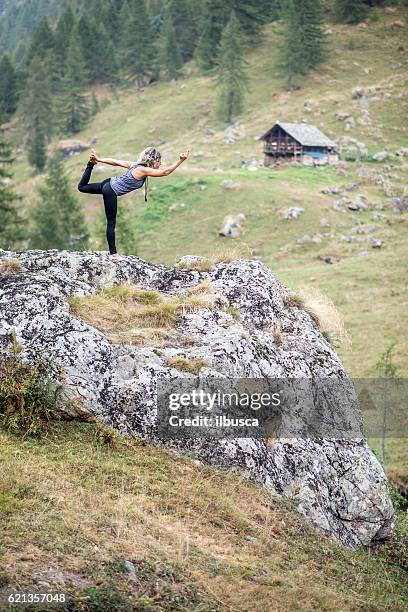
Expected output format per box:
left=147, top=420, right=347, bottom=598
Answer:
left=261, top=122, right=337, bottom=147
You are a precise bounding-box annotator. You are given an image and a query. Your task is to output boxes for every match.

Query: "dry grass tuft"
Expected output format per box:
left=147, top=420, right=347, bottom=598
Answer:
left=166, top=356, right=210, bottom=374
left=0, top=258, right=22, bottom=273
left=211, top=248, right=241, bottom=264
left=68, top=284, right=216, bottom=347
left=299, top=286, right=351, bottom=348
left=283, top=293, right=305, bottom=309
left=176, top=248, right=246, bottom=272
left=267, top=320, right=285, bottom=345
left=177, top=258, right=214, bottom=272
left=187, top=279, right=214, bottom=295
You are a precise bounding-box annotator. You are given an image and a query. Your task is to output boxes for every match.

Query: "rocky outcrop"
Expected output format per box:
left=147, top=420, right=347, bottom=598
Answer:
left=0, top=249, right=393, bottom=548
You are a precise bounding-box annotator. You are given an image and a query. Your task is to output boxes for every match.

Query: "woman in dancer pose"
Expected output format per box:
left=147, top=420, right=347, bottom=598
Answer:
left=78, top=146, right=189, bottom=260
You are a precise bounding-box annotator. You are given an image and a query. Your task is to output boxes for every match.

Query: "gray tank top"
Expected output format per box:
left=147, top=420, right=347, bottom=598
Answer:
left=110, top=163, right=146, bottom=197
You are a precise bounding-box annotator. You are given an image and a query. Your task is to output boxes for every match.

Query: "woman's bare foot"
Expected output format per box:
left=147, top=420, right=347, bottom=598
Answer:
left=109, top=253, right=124, bottom=261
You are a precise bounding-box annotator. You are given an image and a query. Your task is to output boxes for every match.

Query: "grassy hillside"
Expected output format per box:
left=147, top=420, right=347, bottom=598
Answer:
left=4, top=5, right=408, bottom=518
left=0, top=423, right=407, bottom=611
left=10, top=6, right=408, bottom=378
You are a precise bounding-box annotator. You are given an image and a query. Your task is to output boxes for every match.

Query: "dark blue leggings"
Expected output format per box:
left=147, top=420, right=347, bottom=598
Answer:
left=78, top=162, right=117, bottom=254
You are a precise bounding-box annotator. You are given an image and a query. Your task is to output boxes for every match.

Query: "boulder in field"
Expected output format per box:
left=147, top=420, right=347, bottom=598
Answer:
left=0, top=249, right=394, bottom=549
left=219, top=213, right=246, bottom=238
left=373, top=151, right=389, bottom=162
left=57, top=140, right=92, bottom=157
left=282, top=207, right=304, bottom=220
left=352, top=86, right=365, bottom=100
left=220, top=179, right=241, bottom=190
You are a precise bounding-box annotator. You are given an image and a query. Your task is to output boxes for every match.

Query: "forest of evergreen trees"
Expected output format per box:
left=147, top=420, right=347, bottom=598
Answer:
left=0, top=0, right=392, bottom=172
left=0, top=0, right=399, bottom=252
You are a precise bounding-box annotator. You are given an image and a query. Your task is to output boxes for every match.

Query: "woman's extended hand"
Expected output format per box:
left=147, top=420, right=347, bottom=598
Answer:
left=179, top=150, right=190, bottom=161
left=90, top=148, right=99, bottom=164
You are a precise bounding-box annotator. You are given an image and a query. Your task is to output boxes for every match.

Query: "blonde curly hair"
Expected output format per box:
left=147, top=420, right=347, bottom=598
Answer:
left=137, top=146, right=162, bottom=168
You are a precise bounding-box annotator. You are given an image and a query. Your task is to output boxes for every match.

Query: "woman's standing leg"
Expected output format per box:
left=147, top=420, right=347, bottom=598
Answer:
left=102, top=182, right=118, bottom=255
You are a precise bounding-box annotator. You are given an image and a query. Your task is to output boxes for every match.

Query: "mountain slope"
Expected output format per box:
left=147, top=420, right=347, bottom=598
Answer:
left=11, top=7, right=407, bottom=378
left=7, top=7, right=408, bottom=483
left=1, top=422, right=407, bottom=611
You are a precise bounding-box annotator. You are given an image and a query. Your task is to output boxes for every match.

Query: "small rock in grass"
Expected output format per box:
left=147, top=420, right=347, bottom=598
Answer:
left=220, top=179, right=241, bottom=190
left=373, top=151, right=389, bottom=162
left=219, top=214, right=246, bottom=238
left=369, top=237, right=383, bottom=248
left=124, top=560, right=137, bottom=575
left=282, top=207, right=304, bottom=220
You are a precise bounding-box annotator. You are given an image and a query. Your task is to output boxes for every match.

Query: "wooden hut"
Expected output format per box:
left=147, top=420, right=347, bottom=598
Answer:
left=260, top=122, right=338, bottom=167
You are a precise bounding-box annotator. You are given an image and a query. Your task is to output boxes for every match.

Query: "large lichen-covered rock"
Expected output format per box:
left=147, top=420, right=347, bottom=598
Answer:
left=0, top=249, right=393, bottom=548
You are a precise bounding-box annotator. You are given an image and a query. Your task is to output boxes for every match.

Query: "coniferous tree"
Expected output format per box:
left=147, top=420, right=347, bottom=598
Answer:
left=91, top=91, right=100, bottom=115
left=216, top=11, right=248, bottom=123
left=26, top=17, right=55, bottom=65
left=231, top=0, right=268, bottom=44
left=0, top=116, right=23, bottom=249
left=30, top=153, right=89, bottom=251
left=27, top=117, right=47, bottom=173
left=54, top=6, right=75, bottom=81
left=334, top=0, right=368, bottom=24
left=279, top=0, right=325, bottom=88
left=0, top=54, right=19, bottom=117
left=77, top=15, right=118, bottom=84
left=167, top=0, right=196, bottom=61
left=195, top=0, right=225, bottom=72
left=158, top=8, right=183, bottom=80
left=195, top=0, right=268, bottom=71
left=21, top=57, right=54, bottom=170
left=301, top=0, right=326, bottom=70
left=279, top=0, right=304, bottom=88
left=58, top=28, right=90, bottom=135
left=119, top=0, right=155, bottom=84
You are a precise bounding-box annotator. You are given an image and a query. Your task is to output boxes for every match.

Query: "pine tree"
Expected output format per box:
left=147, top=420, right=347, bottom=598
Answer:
left=195, top=0, right=225, bottom=72
left=0, top=115, right=24, bottom=249
left=279, top=0, right=326, bottom=88
left=77, top=15, right=119, bottom=84
left=158, top=9, right=183, bottom=80
left=58, top=28, right=91, bottom=135
left=27, top=117, right=47, bottom=173
left=195, top=0, right=268, bottom=71
left=95, top=23, right=119, bottom=83
left=20, top=57, right=54, bottom=170
left=231, top=0, right=268, bottom=44
left=91, top=91, right=100, bottom=115
left=334, top=0, right=368, bottom=24
left=0, top=54, right=19, bottom=117
left=215, top=11, right=248, bottom=123
left=167, top=0, right=196, bottom=61
left=301, top=0, right=326, bottom=70
left=26, top=17, right=55, bottom=64
left=54, top=6, right=75, bottom=80
left=30, top=154, right=89, bottom=251
left=119, top=0, right=155, bottom=84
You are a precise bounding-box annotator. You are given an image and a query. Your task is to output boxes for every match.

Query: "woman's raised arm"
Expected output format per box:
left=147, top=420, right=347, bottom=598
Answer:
left=136, top=150, right=190, bottom=178
left=90, top=149, right=135, bottom=168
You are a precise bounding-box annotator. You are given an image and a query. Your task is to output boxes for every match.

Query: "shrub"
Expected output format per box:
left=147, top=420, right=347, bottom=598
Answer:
left=0, top=332, right=64, bottom=436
